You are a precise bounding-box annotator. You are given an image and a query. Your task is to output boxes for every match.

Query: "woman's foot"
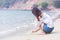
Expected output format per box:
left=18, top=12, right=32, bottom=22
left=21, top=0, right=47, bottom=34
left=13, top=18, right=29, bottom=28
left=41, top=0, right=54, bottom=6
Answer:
left=40, top=30, right=46, bottom=35
left=32, top=30, right=37, bottom=33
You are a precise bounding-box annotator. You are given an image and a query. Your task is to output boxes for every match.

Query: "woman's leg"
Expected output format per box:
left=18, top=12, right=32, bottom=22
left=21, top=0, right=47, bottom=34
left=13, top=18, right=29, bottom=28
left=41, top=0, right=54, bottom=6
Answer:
left=39, top=23, right=46, bottom=34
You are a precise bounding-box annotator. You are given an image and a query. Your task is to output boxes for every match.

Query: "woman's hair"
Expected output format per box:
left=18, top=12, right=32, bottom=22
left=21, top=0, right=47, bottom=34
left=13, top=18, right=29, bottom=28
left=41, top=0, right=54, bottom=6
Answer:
left=32, top=7, right=42, bottom=21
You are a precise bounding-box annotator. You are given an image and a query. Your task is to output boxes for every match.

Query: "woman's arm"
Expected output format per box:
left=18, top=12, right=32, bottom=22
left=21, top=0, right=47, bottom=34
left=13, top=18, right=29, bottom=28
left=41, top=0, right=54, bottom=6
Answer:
left=32, top=22, right=45, bottom=33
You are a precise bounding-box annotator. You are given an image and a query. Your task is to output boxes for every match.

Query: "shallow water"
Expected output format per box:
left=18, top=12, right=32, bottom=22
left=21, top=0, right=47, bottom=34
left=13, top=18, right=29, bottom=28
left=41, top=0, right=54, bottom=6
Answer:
left=0, top=10, right=35, bottom=36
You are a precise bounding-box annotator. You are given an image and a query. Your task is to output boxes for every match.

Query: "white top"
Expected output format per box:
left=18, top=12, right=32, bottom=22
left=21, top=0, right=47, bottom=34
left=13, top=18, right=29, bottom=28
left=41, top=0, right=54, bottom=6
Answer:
left=34, top=13, right=54, bottom=28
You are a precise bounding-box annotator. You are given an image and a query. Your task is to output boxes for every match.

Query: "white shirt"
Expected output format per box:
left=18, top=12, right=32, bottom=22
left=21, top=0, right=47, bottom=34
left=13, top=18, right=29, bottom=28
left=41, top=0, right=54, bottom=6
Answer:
left=34, top=13, right=54, bottom=28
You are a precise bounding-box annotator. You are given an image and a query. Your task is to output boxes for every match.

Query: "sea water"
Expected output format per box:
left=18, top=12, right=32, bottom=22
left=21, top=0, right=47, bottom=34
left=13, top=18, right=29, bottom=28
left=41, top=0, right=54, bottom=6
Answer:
left=0, top=10, right=35, bottom=37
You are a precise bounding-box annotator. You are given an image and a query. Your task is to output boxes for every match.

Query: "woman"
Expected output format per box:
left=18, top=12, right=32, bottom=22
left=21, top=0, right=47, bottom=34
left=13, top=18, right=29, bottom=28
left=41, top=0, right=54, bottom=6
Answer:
left=32, top=7, right=54, bottom=34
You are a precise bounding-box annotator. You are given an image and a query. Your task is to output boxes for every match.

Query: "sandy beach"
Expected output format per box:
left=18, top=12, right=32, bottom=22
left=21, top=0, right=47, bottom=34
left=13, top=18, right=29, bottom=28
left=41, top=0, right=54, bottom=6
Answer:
left=0, top=0, right=60, bottom=40
left=0, top=19, right=60, bottom=40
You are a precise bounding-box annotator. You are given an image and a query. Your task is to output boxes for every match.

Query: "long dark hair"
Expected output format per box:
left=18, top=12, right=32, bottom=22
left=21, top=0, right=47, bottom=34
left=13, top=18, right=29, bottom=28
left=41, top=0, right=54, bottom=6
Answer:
left=32, top=7, right=42, bottom=21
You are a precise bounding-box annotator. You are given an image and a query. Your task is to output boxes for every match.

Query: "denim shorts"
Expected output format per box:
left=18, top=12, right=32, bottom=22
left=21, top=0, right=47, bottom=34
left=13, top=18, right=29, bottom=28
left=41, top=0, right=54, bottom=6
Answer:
left=43, top=23, right=54, bottom=33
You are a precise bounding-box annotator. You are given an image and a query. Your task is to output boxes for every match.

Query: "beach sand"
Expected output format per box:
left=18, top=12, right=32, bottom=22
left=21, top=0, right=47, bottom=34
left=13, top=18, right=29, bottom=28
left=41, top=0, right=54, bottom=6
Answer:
left=0, top=19, right=60, bottom=40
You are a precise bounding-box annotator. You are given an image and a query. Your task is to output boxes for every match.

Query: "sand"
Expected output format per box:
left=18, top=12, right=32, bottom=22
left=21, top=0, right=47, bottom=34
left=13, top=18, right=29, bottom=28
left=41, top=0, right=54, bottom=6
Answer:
left=0, top=19, right=60, bottom=40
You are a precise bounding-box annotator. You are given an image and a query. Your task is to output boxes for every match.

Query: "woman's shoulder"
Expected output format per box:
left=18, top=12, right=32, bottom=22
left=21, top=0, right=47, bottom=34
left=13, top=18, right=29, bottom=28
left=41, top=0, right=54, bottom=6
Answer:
left=42, top=12, right=52, bottom=20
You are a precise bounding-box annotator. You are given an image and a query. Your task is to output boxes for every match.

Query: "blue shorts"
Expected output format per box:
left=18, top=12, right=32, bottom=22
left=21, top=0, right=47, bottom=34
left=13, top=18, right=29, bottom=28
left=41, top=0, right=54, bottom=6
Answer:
left=43, top=23, right=54, bottom=33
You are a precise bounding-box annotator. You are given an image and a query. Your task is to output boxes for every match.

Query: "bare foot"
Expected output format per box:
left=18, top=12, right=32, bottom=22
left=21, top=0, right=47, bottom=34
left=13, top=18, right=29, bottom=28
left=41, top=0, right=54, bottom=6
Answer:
left=40, top=32, right=46, bottom=35
left=32, top=30, right=36, bottom=33
left=40, top=30, right=46, bottom=35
